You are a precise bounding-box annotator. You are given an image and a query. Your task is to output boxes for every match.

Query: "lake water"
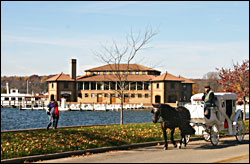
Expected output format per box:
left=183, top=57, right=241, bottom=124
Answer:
left=1, top=108, right=153, bottom=131
left=1, top=108, right=248, bottom=131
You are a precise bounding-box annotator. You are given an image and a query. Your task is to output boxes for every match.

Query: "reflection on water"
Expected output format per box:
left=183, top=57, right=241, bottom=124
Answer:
left=1, top=108, right=153, bottom=131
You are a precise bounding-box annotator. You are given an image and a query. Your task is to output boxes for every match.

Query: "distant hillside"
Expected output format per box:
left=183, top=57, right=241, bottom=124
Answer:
left=1, top=74, right=56, bottom=94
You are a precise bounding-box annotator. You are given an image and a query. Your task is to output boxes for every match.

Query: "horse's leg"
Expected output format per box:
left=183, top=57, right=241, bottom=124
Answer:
left=183, top=134, right=187, bottom=147
left=179, top=132, right=186, bottom=149
left=170, top=128, right=177, bottom=148
left=161, top=123, right=168, bottom=150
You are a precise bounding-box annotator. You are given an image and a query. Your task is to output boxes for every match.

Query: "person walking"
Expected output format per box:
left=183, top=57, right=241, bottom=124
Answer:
left=202, top=85, right=215, bottom=119
left=46, top=100, right=54, bottom=130
left=52, top=101, right=59, bottom=129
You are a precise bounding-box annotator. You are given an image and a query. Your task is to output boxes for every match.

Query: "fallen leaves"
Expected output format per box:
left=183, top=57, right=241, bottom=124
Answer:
left=1, top=123, right=167, bottom=160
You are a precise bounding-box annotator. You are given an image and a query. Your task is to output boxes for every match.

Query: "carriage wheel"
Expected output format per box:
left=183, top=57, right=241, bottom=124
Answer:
left=210, top=124, right=219, bottom=146
left=235, top=115, right=245, bottom=143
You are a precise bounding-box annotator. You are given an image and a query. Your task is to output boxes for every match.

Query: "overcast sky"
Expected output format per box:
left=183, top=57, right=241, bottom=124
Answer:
left=1, top=1, right=249, bottom=78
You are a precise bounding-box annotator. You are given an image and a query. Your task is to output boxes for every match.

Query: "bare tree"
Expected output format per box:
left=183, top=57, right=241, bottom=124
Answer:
left=202, top=72, right=221, bottom=91
left=94, top=26, right=157, bottom=124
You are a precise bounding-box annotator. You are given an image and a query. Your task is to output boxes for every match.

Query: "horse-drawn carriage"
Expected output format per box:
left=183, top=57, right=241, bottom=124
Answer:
left=184, top=92, right=245, bottom=146
left=151, top=92, right=245, bottom=150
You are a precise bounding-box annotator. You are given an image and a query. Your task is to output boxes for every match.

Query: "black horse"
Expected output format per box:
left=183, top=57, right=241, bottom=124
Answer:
left=151, top=104, right=195, bottom=150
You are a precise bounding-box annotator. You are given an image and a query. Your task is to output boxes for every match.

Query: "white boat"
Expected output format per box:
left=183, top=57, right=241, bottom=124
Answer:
left=1, top=83, right=48, bottom=109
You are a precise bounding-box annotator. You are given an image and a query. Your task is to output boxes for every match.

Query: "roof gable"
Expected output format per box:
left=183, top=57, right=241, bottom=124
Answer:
left=46, top=73, right=74, bottom=82
left=152, top=72, right=182, bottom=81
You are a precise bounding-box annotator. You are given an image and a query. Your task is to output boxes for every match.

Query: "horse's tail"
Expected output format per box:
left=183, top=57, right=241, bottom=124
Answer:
left=177, top=106, right=191, bottom=122
left=177, top=106, right=195, bottom=135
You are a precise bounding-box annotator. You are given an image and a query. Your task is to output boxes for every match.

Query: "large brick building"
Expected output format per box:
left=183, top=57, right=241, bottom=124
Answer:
left=46, top=59, right=194, bottom=106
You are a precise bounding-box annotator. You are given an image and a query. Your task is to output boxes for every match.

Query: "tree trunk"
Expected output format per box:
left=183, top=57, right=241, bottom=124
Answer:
left=120, top=93, right=124, bottom=125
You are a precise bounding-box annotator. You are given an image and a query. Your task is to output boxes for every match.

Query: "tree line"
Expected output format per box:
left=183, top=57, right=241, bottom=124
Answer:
left=1, top=74, right=55, bottom=94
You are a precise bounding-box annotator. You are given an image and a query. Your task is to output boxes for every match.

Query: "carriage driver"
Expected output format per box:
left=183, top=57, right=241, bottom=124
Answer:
left=202, top=85, right=215, bottom=119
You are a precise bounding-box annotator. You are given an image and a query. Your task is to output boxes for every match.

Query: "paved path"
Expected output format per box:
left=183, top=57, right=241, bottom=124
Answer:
left=37, top=135, right=249, bottom=163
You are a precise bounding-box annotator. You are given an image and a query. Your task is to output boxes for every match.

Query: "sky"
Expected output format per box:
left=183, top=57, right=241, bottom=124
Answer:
left=1, top=1, right=249, bottom=79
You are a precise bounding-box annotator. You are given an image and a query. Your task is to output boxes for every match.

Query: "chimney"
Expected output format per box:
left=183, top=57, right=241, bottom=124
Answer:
left=70, top=59, right=77, bottom=79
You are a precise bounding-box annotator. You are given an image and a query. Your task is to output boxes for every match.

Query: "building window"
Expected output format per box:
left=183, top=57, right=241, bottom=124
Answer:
left=110, top=82, right=116, bottom=90
left=110, top=72, right=113, bottom=75
left=91, top=93, right=95, bottom=98
left=85, top=93, right=89, bottom=97
left=116, top=72, right=119, bottom=75
left=84, top=82, right=90, bottom=90
left=97, top=72, right=100, bottom=75
left=123, top=72, right=126, bottom=75
left=157, top=83, right=159, bottom=89
left=97, top=82, right=102, bottom=90
left=104, top=93, right=109, bottom=97
left=145, top=94, right=149, bottom=98
left=144, top=82, right=149, bottom=90
left=131, top=94, right=135, bottom=98
left=18, top=97, right=22, bottom=101
left=171, top=83, right=175, bottom=89
left=142, top=71, right=146, bottom=75
left=136, top=72, right=139, bottom=75
left=130, top=82, right=136, bottom=90
left=78, top=93, right=82, bottom=98
left=78, top=82, right=83, bottom=90
left=138, top=94, right=142, bottom=98
left=103, top=72, right=106, bottom=75
left=124, top=82, right=129, bottom=90
left=104, top=82, right=109, bottom=90
left=52, top=83, right=54, bottom=88
left=11, top=97, right=15, bottom=101
left=129, top=72, right=133, bottom=75
left=137, top=82, right=143, bottom=90
left=91, top=82, right=96, bottom=90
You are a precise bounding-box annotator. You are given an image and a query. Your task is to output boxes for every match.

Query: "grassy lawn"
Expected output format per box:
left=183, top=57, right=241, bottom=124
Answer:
left=1, top=120, right=249, bottom=160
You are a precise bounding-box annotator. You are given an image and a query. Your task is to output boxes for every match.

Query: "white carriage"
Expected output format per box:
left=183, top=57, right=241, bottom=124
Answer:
left=184, top=92, right=245, bottom=146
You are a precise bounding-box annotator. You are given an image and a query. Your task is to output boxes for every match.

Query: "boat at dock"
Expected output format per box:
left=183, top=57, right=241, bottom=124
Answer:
left=1, top=83, right=48, bottom=109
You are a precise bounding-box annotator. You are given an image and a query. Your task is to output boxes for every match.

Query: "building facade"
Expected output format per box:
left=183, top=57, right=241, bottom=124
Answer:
left=46, top=59, right=195, bottom=106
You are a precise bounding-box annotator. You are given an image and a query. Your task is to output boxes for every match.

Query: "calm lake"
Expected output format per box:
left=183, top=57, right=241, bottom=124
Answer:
left=1, top=108, right=153, bottom=131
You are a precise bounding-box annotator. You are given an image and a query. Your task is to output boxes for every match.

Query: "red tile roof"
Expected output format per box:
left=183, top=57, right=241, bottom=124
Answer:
left=77, top=74, right=156, bottom=82
left=152, top=72, right=183, bottom=81
left=85, top=64, right=160, bottom=72
left=46, top=73, right=75, bottom=82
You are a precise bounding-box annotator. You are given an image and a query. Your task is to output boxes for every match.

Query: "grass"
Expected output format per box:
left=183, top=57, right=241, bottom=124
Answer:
left=1, top=120, right=249, bottom=160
